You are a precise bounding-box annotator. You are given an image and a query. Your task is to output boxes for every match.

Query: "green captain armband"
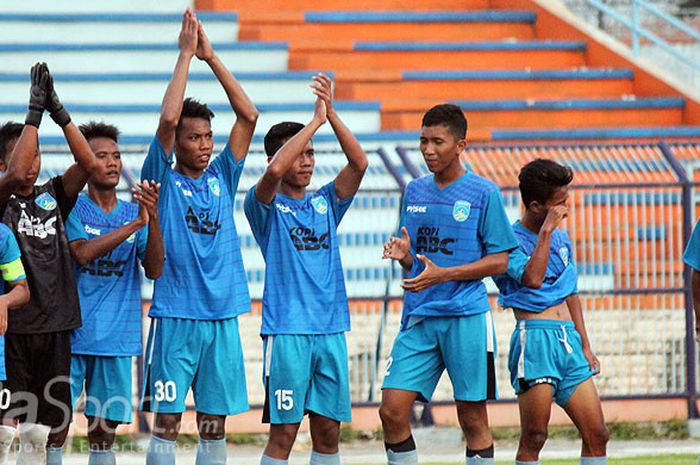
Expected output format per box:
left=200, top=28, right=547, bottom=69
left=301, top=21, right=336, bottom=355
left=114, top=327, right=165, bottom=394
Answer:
left=0, top=257, right=26, bottom=283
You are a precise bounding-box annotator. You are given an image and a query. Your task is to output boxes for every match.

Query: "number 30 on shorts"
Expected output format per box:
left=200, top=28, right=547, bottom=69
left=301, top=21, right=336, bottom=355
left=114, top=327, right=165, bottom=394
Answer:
left=154, top=380, right=177, bottom=402
left=274, top=389, right=294, bottom=411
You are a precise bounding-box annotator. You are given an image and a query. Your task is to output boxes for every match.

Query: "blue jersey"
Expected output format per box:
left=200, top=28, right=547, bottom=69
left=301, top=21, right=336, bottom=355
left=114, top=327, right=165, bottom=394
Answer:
left=244, top=183, right=352, bottom=335
left=494, top=221, right=578, bottom=312
left=141, top=137, right=250, bottom=320
left=65, top=195, right=148, bottom=356
left=0, top=223, right=26, bottom=379
left=683, top=219, right=700, bottom=271
left=400, top=173, right=517, bottom=326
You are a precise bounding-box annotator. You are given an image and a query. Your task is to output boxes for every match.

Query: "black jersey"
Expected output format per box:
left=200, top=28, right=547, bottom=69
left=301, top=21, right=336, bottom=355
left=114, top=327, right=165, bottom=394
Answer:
left=1, top=177, right=81, bottom=334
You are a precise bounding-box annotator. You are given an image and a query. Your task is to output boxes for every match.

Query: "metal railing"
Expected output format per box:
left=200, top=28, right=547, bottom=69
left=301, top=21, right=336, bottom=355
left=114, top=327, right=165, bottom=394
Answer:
left=559, top=0, right=700, bottom=87
left=41, top=140, right=700, bottom=426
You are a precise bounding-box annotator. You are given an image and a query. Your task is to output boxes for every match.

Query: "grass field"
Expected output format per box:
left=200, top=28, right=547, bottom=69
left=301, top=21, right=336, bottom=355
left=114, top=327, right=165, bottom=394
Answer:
left=422, top=457, right=698, bottom=465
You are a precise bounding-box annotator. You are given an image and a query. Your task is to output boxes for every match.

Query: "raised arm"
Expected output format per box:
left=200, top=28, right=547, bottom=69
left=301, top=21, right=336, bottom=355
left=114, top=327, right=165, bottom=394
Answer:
left=312, top=73, right=367, bottom=200
left=134, top=180, right=164, bottom=279
left=42, top=66, right=99, bottom=198
left=195, top=21, right=258, bottom=161
left=0, top=63, right=49, bottom=203
left=156, top=8, right=199, bottom=154
left=520, top=206, right=568, bottom=289
left=254, top=96, right=327, bottom=205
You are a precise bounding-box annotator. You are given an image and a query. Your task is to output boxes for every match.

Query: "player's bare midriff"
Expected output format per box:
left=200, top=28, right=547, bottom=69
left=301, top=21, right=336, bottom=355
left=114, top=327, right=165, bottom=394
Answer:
left=512, top=302, right=571, bottom=321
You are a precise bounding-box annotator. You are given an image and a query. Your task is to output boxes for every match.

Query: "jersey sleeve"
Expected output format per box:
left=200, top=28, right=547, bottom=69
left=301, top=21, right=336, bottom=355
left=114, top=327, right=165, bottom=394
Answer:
left=505, top=246, right=529, bottom=284
left=141, top=136, right=173, bottom=192
left=243, top=186, right=273, bottom=249
left=684, top=220, right=700, bottom=272
left=0, top=231, right=26, bottom=282
left=323, top=182, right=353, bottom=226
left=136, top=223, right=149, bottom=262
left=65, top=209, right=88, bottom=242
left=478, top=188, right=518, bottom=255
left=211, top=145, right=245, bottom=199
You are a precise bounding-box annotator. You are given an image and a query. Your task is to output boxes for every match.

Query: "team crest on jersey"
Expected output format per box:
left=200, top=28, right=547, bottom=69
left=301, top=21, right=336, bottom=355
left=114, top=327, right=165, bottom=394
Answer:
left=452, top=200, right=471, bottom=222
left=311, top=196, right=328, bottom=215
left=35, top=192, right=57, bottom=211
left=207, top=177, right=221, bottom=197
left=559, top=246, right=569, bottom=266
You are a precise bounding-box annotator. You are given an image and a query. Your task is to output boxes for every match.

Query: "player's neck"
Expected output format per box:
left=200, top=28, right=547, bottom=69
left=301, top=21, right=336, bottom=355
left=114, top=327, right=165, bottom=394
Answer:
left=174, top=162, right=204, bottom=180
left=433, top=159, right=466, bottom=189
left=15, top=184, right=34, bottom=197
left=520, top=212, right=543, bottom=235
left=88, top=184, right=118, bottom=214
left=279, top=182, right=306, bottom=200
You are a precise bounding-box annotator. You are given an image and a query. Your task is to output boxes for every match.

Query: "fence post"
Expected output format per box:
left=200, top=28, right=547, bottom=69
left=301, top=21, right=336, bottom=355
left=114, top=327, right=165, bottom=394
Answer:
left=631, top=0, right=640, bottom=57
left=659, top=141, right=698, bottom=419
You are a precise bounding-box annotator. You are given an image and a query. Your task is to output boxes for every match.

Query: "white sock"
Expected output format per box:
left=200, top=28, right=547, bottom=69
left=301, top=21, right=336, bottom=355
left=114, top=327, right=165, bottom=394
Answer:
left=17, top=423, right=50, bottom=465
left=0, top=425, right=16, bottom=465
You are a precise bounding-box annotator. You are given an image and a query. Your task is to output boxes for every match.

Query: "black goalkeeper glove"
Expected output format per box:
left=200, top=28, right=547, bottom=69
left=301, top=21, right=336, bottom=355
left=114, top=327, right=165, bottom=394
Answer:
left=45, top=65, right=71, bottom=128
left=25, top=62, right=49, bottom=128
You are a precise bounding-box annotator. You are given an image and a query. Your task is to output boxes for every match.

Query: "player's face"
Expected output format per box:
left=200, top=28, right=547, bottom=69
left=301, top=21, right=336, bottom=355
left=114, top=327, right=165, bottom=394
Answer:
left=541, top=185, right=570, bottom=217
left=6, top=136, right=41, bottom=188
left=175, top=117, right=214, bottom=173
left=282, top=140, right=315, bottom=188
left=419, top=124, right=466, bottom=174
left=88, top=137, right=122, bottom=189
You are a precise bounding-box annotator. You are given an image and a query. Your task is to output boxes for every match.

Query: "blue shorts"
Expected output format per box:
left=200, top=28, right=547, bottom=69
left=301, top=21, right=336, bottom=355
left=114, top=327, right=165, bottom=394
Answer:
left=140, top=317, right=248, bottom=415
left=71, top=355, right=133, bottom=424
left=509, top=319, right=595, bottom=407
left=262, top=333, right=351, bottom=424
left=382, top=313, right=497, bottom=402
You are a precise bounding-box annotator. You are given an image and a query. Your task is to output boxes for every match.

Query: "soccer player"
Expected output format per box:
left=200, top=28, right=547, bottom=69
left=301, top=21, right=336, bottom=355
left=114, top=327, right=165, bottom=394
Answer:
left=0, top=63, right=100, bottom=464
left=139, top=9, right=258, bottom=465
left=381, top=104, right=517, bottom=465
left=684, top=217, right=700, bottom=345
left=493, top=159, right=609, bottom=465
left=244, top=73, right=367, bottom=465
left=45, top=121, right=164, bottom=465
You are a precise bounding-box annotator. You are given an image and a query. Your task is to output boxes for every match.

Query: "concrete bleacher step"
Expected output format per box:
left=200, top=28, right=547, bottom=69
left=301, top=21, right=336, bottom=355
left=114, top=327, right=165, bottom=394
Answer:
left=491, top=126, right=700, bottom=141
left=238, top=11, right=536, bottom=43
left=0, top=71, right=332, bottom=105
left=3, top=0, right=191, bottom=13
left=0, top=12, right=238, bottom=44
left=200, top=0, right=490, bottom=12
left=0, top=101, right=380, bottom=137
left=336, top=69, right=636, bottom=101
left=289, top=40, right=587, bottom=71
left=381, top=97, right=686, bottom=137
left=0, top=42, right=288, bottom=74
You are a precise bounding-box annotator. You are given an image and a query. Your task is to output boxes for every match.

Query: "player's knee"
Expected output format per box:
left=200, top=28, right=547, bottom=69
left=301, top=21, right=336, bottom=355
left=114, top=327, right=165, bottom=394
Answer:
left=268, top=426, right=298, bottom=451
left=311, top=423, right=339, bottom=453
left=379, top=403, right=408, bottom=429
left=47, top=427, right=69, bottom=448
left=153, top=414, right=181, bottom=441
left=582, top=423, right=609, bottom=452
left=520, top=425, right=548, bottom=452
left=87, top=424, right=117, bottom=450
left=197, top=414, right=225, bottom=440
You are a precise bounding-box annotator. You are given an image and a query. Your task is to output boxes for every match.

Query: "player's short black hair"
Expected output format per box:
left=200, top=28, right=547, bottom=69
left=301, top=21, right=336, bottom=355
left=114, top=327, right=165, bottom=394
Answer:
left=264, top=121, right=305, bottom=158
left=421, top=104, right=468, bottom=140
left=0, top=122, right=24, bottom=162
left=177, top=98, right=215, bottom=134
left=519, top=158, right=574, bottom=208
left=79, top=121, right=121, bottom=143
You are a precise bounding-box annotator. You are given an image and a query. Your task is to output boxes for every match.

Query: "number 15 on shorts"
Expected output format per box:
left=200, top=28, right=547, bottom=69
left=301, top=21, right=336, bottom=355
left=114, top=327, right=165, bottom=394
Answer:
left=274, top=389, right=294, bottom=411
